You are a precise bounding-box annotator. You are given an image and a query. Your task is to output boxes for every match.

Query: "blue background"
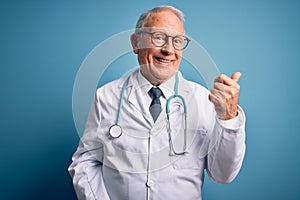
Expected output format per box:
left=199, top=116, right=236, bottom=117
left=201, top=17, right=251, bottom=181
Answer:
left=1, top=0, right=299, bottom=199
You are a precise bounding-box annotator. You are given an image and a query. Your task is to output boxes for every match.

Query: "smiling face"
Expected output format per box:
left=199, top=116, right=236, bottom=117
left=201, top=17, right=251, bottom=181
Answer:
left=131, top=10, right=185, bottom=85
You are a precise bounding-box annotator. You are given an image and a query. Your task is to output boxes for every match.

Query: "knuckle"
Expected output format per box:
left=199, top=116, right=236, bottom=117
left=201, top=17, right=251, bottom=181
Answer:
left=215, top=74, right=225, bottom=82
left=233, top=87, right=240, bottom=95
left=214, top=82, right=218, bottom=88
left=220, top=74, right=226, bottom=79
left=214, top=76, right=219, bottom=82
left=225, top=95, right=231, bottom=102
left=227, top=89, right=234, bottom=96
left=216, top=82, right=225, bottom=91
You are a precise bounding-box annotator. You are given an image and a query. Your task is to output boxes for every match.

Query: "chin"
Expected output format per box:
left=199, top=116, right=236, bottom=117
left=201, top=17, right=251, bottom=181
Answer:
left=151, top=65, right=177, bottom=82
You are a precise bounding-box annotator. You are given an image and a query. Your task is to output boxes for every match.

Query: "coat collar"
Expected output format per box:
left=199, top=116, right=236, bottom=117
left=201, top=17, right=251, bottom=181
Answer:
left=118, top=69, right=193, bottom=125
left=124, top=69, right=191, bottom=100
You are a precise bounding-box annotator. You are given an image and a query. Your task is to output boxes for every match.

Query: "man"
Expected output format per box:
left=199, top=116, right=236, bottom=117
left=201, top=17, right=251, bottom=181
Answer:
left=69, top=6, right=246, bottom=200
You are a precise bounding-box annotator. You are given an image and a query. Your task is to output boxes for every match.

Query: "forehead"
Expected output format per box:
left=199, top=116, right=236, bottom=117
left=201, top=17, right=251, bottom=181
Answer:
left=143, top=10, right=185, bottom=35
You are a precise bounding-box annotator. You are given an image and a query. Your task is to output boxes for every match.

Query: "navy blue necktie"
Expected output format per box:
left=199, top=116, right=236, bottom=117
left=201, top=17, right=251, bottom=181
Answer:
left=148, top=87, right=163, bottom=122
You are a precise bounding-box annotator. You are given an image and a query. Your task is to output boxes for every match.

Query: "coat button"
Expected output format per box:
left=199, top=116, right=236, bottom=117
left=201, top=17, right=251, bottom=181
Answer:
left=146, top=180, right=154, bottom=188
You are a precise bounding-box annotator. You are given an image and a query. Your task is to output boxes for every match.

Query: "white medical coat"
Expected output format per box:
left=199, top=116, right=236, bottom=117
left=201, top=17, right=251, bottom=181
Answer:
left=68, top=69, right=246, bottom=200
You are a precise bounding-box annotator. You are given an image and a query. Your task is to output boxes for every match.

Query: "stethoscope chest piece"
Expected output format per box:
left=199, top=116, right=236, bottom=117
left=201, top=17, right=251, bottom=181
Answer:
left=109, top=124, right=122, bottom=138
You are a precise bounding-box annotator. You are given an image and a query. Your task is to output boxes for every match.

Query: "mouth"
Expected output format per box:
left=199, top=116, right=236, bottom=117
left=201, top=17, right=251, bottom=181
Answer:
left=154, top=57, right=173, bottom=64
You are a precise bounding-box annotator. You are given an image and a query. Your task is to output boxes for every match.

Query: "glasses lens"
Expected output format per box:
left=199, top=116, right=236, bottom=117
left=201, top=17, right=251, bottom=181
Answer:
left=151, top=32, right=167, bottom=46
left=173, top=36, right=188, bottom=50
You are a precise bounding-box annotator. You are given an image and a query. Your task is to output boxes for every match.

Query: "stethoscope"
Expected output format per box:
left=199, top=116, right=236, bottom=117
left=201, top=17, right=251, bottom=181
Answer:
left=109, top=72, right=188, bottom=155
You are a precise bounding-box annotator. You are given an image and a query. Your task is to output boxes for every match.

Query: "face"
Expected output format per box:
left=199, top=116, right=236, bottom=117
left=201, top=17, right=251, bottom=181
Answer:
left=131, top=10, right=185, bottom=85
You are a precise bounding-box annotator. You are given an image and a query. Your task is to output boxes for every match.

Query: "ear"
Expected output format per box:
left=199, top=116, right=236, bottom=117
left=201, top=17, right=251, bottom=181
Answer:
left=130, top=33, right=139, bottom=54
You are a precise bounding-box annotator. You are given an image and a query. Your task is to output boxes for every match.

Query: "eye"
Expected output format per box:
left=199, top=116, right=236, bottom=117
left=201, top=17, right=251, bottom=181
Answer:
left=152, top=33, right=166, bottom=44
left=173, top=37, right=184, bottom=45
left=154, top=36, right=164, bottom=41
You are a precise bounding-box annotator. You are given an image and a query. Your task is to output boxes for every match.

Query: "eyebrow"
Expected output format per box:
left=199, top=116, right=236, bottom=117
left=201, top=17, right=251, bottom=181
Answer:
left=142, top=27, right=185, bottom=36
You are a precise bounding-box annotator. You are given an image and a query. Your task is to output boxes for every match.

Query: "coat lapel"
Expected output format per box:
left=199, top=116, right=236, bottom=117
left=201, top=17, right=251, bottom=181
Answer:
left=123, top=70, right=193, bottom=128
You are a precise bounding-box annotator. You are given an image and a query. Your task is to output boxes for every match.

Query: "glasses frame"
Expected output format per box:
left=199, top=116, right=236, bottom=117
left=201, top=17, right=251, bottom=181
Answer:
left=139, top=31, right=191, bottom=51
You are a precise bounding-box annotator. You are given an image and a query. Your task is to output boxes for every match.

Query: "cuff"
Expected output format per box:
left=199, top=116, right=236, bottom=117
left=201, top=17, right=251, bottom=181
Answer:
left=216, top=105, right=246, bottom=130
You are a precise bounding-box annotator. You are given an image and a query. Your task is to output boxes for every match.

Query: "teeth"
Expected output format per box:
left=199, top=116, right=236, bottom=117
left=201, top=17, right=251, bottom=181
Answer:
left=157, top=57, right=171, bottom=63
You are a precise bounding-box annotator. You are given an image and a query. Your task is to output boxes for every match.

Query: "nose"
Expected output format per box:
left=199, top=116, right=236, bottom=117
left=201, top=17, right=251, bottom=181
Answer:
left=161, top=37, right=175, bottom=55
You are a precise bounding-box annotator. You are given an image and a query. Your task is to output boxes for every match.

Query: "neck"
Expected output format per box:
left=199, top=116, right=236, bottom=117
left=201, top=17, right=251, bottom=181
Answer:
left=151, top=82, right=160, bottom=86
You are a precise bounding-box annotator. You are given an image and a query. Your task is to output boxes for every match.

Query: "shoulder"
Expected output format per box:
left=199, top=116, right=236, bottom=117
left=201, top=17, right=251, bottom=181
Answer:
left=180, top=74, right=210, bottom=96
left=95, top=77, right=126, bottom=98
left=95, top=69, right=138, bottom=97
left=189, top=80, right=208, bottom=92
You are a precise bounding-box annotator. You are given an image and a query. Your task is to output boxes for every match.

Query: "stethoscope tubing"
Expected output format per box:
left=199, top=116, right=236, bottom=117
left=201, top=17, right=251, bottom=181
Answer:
left=109, top=72, right=188, bottom=154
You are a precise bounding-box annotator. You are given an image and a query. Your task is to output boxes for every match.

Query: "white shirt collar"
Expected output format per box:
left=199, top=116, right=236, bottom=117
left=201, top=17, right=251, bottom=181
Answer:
left=136, top=69, right=153, bottom=97
left=136, top=69, right=179, bottom=99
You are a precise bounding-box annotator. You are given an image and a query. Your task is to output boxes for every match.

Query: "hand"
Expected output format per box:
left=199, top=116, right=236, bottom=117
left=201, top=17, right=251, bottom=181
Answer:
left=208, top=72, right=242, bottom=120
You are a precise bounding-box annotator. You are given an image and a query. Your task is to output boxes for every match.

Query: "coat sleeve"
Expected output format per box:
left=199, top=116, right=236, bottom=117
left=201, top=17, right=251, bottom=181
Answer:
left=206, top=106, right=246, bottom=184
left=68, top=92, right=111, bottom=200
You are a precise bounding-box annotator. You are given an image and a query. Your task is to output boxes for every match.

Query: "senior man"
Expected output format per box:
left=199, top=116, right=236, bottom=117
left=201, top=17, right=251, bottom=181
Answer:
left=69, top=5, right=246, bottom=200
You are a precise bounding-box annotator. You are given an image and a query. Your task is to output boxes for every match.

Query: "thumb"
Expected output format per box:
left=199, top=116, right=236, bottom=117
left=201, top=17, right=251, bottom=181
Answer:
left=231, top=72, right=242, bottom=82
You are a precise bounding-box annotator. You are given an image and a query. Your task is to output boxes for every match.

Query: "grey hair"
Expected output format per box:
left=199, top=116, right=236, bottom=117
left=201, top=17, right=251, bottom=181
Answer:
left=135, top=6, right=185, bottom=33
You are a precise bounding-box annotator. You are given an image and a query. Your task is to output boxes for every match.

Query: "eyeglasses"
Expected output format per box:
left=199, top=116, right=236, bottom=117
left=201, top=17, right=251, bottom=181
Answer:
left=139, top=31, right=191, bottom=51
